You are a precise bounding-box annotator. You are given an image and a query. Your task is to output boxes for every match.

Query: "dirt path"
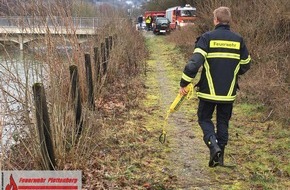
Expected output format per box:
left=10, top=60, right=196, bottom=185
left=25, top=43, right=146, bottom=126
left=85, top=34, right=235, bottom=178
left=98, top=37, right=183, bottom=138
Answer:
left=143, top=33, right=228, bottom=189
left=141, top=33, right=290, bottom=190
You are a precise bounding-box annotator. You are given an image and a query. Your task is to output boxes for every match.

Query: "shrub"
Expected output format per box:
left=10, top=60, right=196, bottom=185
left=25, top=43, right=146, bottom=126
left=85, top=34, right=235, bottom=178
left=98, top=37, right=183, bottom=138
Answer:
left=0, top=0, right=148, bottom=170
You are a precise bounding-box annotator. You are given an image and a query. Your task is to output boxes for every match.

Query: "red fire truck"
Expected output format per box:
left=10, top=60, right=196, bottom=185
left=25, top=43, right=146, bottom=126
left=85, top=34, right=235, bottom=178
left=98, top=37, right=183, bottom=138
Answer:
left=165, top=4, right=197, bottom=30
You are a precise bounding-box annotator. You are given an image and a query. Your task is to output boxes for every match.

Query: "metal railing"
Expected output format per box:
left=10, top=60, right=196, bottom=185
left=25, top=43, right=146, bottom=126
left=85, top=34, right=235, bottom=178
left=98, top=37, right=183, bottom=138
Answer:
left=0, top=16, right=104, bottom=29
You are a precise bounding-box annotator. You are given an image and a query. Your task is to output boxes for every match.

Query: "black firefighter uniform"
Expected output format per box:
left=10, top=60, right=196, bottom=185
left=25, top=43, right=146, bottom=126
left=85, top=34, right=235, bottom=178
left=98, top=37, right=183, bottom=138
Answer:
left=180, top=24, right=251, bottom=103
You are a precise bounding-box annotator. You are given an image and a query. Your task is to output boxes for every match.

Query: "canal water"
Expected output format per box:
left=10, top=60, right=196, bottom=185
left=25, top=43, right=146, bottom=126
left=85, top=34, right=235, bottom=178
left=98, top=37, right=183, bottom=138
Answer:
left=0, top=46, right=46, bottom=150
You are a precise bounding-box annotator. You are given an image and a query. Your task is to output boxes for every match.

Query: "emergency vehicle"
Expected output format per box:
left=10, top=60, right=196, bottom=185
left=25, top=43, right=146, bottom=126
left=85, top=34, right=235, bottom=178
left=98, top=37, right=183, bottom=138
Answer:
left=165, top=4, right=197, bottom=29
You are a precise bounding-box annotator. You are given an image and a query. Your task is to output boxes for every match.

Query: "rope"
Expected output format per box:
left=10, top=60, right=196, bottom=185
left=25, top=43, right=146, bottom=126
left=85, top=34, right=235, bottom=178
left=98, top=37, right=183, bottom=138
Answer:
left=159, top=83, right=194, bottom=144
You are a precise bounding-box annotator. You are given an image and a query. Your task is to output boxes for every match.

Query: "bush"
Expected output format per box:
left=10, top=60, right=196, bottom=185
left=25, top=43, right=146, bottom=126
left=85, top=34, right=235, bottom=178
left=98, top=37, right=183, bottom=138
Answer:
left=0, top=1, right=148, bottom=170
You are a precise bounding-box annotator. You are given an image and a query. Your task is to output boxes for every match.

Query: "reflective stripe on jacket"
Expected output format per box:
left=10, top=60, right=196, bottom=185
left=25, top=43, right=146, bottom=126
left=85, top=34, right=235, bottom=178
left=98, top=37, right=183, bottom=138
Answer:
left=181, top=24, right=251, bottom=103
left=145, top=17, right=151, bottom=24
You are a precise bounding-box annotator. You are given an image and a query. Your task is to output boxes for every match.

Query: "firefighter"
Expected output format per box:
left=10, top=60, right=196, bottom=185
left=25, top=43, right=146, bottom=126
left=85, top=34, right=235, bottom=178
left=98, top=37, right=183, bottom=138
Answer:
left=137, top=15, right=143, bottom=30
left=149, top=15, right=153, bottom=30
left=145, top=16, right=152, bottom=31
left=179, top=6, right=251, bottom=167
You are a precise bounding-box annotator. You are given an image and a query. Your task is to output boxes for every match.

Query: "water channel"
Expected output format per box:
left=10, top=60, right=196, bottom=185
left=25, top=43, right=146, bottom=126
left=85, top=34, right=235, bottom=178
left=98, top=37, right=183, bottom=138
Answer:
left=0, top=45, right=46, bottom=150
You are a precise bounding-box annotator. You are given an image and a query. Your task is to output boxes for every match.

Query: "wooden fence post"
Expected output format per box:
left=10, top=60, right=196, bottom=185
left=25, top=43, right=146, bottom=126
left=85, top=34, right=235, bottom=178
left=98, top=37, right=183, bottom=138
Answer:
left=101, top=42, right=107, bottom=75
left=109, top=36, right=113, bottom=50
left=105, top=37, right=110, bottom=59
left=32, top=83, right=56, bottom=170
left=94, top=47, right=101, bottom=82
left=69, top=65, right=83, bottom=138
left=84, top=53, right=95, bottom=110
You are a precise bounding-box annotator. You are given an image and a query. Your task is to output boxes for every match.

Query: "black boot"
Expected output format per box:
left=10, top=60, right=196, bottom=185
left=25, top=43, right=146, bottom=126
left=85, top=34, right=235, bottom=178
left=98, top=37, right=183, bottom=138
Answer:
left=218, top=144, right=225, bottom=166
left=208, top=136, right=221, bottom=167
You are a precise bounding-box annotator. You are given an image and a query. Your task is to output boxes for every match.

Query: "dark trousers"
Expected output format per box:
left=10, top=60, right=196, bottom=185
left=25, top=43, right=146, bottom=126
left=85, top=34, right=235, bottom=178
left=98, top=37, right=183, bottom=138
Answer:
left=146, top=23, right=150, bottom=30
left=197, top=99, right=233, bottom=146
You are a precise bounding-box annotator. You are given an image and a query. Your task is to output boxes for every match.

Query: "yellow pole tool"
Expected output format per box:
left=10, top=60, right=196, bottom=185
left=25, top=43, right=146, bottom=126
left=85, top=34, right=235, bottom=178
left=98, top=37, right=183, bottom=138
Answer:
left=159, top=83, right=194, bottom=144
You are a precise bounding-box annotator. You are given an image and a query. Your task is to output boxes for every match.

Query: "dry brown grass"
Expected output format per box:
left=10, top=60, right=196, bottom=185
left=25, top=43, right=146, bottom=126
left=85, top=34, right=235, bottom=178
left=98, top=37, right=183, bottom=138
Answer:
left=0, top=0, right=148, bottom=175
left=167, top=0, right=290, bottom=124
